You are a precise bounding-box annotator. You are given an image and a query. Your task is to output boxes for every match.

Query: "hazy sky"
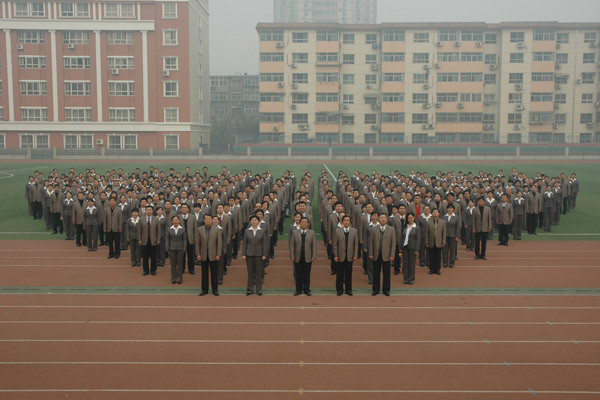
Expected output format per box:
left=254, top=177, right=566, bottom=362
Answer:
left=209, top=0, right=600, bottom=75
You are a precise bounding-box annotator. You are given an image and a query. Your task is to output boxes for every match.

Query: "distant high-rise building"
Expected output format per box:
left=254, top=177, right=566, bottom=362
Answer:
left=274, top=0, right=377, bottom=24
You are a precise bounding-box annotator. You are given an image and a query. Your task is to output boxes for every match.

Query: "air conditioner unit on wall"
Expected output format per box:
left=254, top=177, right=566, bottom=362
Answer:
left=16, top=44, right=24, bottom=51
left=276, top=42, right=284, bottom=48
left=454, top=41, right=461, bottom=47
left=514, top=124, right=521, bottom=130
left=370, top=64, right=379, bottom=71
left=517, top=41, right=525, bottom=49
left=555, top=62, right=561, bottom=70
left=96, top=139, right=104, bottom=146
left=457, top=103, right=465, bottom=109
left=162, top=70, right=170, bottom=77
left=67, top=43, right=75, bottom=49
left=112, top=69, right=120, bottom=75
left=476, top=41, right=483, bottom=47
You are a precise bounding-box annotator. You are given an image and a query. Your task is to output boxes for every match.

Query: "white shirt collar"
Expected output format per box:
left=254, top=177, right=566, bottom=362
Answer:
left=131, top=217, right=139, bottom=223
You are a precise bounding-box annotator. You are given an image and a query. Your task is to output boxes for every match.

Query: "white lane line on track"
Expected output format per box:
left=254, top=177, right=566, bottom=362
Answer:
left=1, top=339, right=599, bottom=344
left=1, top=321, right=600, bottom=326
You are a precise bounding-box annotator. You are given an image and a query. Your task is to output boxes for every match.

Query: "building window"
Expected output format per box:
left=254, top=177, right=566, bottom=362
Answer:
left=292, top=133, right=308, bottom=144
left=162, top=3, right=177, bottom=18
left=315, top=133, right=339, bottom=143
left=437, top=73, right=459, bottom=82
left=364, top=133, right=377, bottom=144
left=63, top=31, right=90, bottom=44
left=18, top=56, right=46, bottom=69
left=17, top=30, right=45, bottom=44
left=108, top=134, right=137, bottom=150
left=260, top=52, right=285, bottom=62
left=582, top=93, right=594, bottom=104
left=342, top=74, right=354, bottom=85
left=20, top=108, right=47, bottom=121
left=383, top=113, right=405, bottom=123
left=411, top=114, right=428, bottom=124
left=531, top=92, right=553, bottom=102
left=412, top=134, right=428, bottom=143
left=164, top=108, right=179, bottom=122
left=510, top=32, right=525, bottom=42
left=342, top=94, right=354, bottom=104
left=510, top=53, right=524, bottom=63
left=412, top=53, right=429, bottom=64
left=163, top=30, right=178, bottom=46
left=163, top=56, right=178, bottom=70
left=554, top=93, right=566, bottom=104
left=381, top=133, right=404, bottom=143
left=383, top=93, right=404, bottom=103
left=365, top=54, right=377, bottom=64
left=460, top=73, right=483, bottom=82
left=342, top=133, right=354, bottom=144
left=63, top=56, right=90, bottom=69
left=0, top=133, right=4, bottom=149
left=580, top=113, right=593, bottom=124
left=383, top=30, right=405, bottom=42
left=108, top=57, right=134, bottom=69
left=461, top=52, right=483, bottom=62
left=436, top=93, right=458, bottom=103
left=365, top=33, right=378, bottom=44
left=383, top=73, right=405, bottom=82
left=581, top=73, right=595, bottom=84
left=0, top=108, right=3, bottom=121
left=64, top=108, right=91, bottom=122
left=438, top=52, right=459, bottom=62
left=533, top=29, right=555, bottom=41
left=292, top=114, right=308, bottom=124
left=461, top=30, right=483, bottom=41
left=292, top=32, right=308, bottom=43
left=15, top=2, right=45, bottom=17
left=531, top=73, right=554, bottom=82
left=108, top=108, right=136, bottom=122
left=316, top=30, right=338, bottom=41
left=20, top=134, right=49, bottom=148
left=533, top=52, right=554, bottom=62
left=508, top=113, right=522, bottom=124
left=342, top=54, right=355, bottom=64
left=60, top=2, right=90, bottom=17
left=212, top=108, right=227, bottom=116
left=580, top=133, right=592, bottom=143
left=484, top=33, right=497, bottom=44
left=508, top=73, right=524, bottom=83
left=164, top=135, right=179, bottom=150
left=583, top=53, right=596, bottom=64
left=484, top=74, right=496, bottom=85
left=260, top=73, right=284, bottom=82
left=261, top=92, right=284, bottom=102
left=342, top=33, right=355, bottom=44
left=292, top=53, right=308, bottom=64
left=507, top=134, right=521, bottom=144
left=412, top=93, right=429, bottom=104
left=289, top=92, right=307, bottom=104
left=108, top=31, right=134, bottom=45
left=260, top=113, right=284, bottom=122
left=259, top=30, right=283, bottom=41
left=556, top=32, right=569, bottom=43
left=64, top=81, right=91, bottom=96
left=19, top=80, right=47, bottom=95
left=413, top=32, right=429, bottom=43
left=64, top=134, right=93, bottom=149
left=438, top=30, right=458, bottom=42
left=484, top=54, right=497, bottom=65
left=413, top=73, right=428, bottom=84
left=104, top=2, right=134, bottom=18
left=108, top=81, right=135, bottom=96
left=383, top=52, right=405, bottom=62
left=316, top=73, right=338, bottom=82
left=163, top=81, right=179, bottom=97
left=364, top=114, right=377, bottom=124
left=583, top=32, right=597, bottom=43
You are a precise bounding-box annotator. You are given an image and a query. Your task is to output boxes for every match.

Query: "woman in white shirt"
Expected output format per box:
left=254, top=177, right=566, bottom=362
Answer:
left=165, top=215, right=186, bottom=284
left=400, top=212, right=420, bottom=285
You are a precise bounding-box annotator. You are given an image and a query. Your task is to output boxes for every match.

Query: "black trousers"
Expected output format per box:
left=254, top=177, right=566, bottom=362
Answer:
left=295, top=258, right=312, bottom=293
left=32, top=201, right=43, bottom=219
left=562, top=197, right=570, bottom=214
left=526, top=213, right=538, bottom=234
left=106, top=231, right=121, bottom=257
left=538, top=211, right=545, bottom=228
left=182, top=243, right=195, bottom=273
left=98, top=223, right=106, bottom=244
left=428, top=246, right=442, bottom=273
left=474, top=232, right=488, bottom=257
left=393, top=245, right=401, bottom=272
left=200, top=259, right=219, bottom=294
left=75, top=224, right=86, bottom=246
left=335, top=260, right=353, bottom=293
left=372, top=256, right=391, bottom=295
left=232, top=232, right=239, bottom=257
left=141, top=243, right=157, bottom=274
left=52, top=212, right=62, bottom=233
left=498, top=224, right=509, bottom=245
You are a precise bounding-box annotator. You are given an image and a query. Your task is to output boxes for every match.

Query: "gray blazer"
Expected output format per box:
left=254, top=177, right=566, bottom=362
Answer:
left=83, top=207, right=100, bottom=227
left=425, top=218, right=446, bottom=248
left=103, top=207, right=123, bottom=232
left=165, top=225, right=187, bottom=251
left=332, top=227, right=359, bottom=261
left=125, top=218, right=141, bottom=241
left=495, top=203, right=514, bottom=225
left=61, top=199, right=74, bottom=217
left=368, top=224, right=396, bottom=261
left=195, top=225, right=223, bottom=261
left=241, top=227, right=270, bottom=257
left=289, top=229, right=317, bottom=263
left=401, top=225, right=421, bottom=251
left=473, top=206, right=493, bottom=233
left=443, top=214, right=461, bottom=238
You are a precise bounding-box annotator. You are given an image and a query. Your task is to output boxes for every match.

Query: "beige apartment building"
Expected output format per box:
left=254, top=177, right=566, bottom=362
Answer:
left=257, top=22, right=600, bottom=145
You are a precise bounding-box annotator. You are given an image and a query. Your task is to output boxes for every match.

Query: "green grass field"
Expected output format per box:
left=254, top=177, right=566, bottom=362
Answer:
left=0, top=161, right=598, bottom=241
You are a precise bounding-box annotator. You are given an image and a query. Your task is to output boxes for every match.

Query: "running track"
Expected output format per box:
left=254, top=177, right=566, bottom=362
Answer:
left=0, top=239, right=599, bottom=399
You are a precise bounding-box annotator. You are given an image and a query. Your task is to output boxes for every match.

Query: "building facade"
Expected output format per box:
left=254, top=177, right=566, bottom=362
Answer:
left=274, top=0, right=376, bottom=24
left=210, top=74, right=260, bottom=146
left=0, top=0, right=210, bottom=152
left=257, top=22, right=600, bottom=145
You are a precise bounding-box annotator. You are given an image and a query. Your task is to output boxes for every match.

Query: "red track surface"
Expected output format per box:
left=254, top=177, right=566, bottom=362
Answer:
left=0, top=239, right=599, bottom=399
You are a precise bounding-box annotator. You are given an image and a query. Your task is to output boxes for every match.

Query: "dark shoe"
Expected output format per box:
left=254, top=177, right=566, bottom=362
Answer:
left=52, top=232, right=58, bottom=235
left=213, top=292, right=219, bottom=296
left=294, top=292, right=301, bottom=296
left=108, top=255, right=114, bottom=259
left=330, top=271, right=336, bottom=275
left=143, top=272, right=149, bottom=276
left=449, top=265, right=454, bottom=268
left=346, top=292, right=353, bottom=296
left=115, top=255, right=120, bottom=259
left=218, top=280, right=223, bottom=285
left=88, top=249, right=92, bottom=252
left=404, top=281, right=409, bottom=284
left=481, top=256, right=487, bottom=260
left=363, top=270, right=368, bottom=275
left=199, top=292, right=208, bottom=296
left=172, top=281, right=176, bottom=284
left=475, top=256, right=480, bottom=260
left=257, top=292, right=263, bottom=296
left=443, top=265, right=448, bottom=268
left=247, top=292, right=254, bottom=296
left=383, top=292, right=390, bottom=297
left=497, top=243, right=502, bottom=246
left=368, top=280, right=373, bottom=285
left=336, top=292, right=343, bottom=296
left=371, top=292, right=378, bottom=296
left=151, top=271, right=157, bottom=276
left=304, top=291, right=311, bottom=296
left=76, top=243, right=81, bottom=247
left=394, top=270, right=400, bottom=275
left=189, top=271, right=195, bottom=275
left=177, top=282, right=182, bottom=285
left=428, top=271, right=435, bottom=275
